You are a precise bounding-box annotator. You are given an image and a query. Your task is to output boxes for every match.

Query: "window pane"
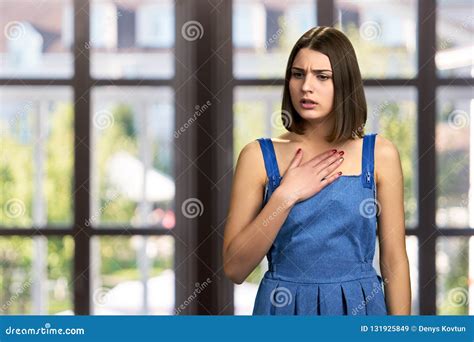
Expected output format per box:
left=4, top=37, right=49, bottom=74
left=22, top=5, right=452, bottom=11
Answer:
left=364, top=87, right=418, bottom=228
left=91, top=87, right=175, bottom=228
left=0, top=236, right=73, bottom=314
left=91, top=235, right=174, bottom=314
left=436, top=87, right=472, bottom=228
left=436, top=0, right=474, bottom=78
left=335, top=0, right=417, bottom=78
left=0, top=87, right=73, bottom=228
left=233, top=86, right=286, bottom=163
left=0, top=0, right=73, bottom=78
left=90, top=0, right=175, bottom=79
left=436, top=237, right=470, bottom=315
left=233, top=0, right=317, bottom=79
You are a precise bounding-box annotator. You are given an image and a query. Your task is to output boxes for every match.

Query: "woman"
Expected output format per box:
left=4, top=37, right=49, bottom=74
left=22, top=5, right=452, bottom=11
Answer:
left=223, top=26, right=411, bottom=315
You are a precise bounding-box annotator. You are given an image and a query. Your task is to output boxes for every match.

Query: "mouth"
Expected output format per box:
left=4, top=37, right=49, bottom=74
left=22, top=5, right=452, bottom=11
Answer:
left=300, top=98, right=318, bottom=109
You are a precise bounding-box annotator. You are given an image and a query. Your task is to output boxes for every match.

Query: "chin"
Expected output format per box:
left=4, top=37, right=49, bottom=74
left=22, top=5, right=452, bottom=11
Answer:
left=298, top=111, right=330, bottom=122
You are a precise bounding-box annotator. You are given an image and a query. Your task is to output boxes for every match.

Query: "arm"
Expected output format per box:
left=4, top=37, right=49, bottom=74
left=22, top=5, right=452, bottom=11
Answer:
left=376, top=136, right=412, bottom=315
left=222, top=141, right=297, bottom=284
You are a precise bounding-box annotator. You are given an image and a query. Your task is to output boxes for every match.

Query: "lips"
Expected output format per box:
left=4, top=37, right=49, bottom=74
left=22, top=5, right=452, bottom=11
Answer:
left=300, top=98, right=318, bottom=109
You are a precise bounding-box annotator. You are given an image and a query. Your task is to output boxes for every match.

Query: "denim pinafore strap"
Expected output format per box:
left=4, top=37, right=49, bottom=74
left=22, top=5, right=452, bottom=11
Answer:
left=253, top=134, right=387, bottom=316
left=257, top=133, right=378, bottom=203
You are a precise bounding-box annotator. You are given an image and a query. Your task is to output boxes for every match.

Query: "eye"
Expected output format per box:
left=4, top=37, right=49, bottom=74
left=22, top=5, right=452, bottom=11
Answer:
left=317, top=74, right=331, bottom=81
left=291, top=71, right=304, bottom=79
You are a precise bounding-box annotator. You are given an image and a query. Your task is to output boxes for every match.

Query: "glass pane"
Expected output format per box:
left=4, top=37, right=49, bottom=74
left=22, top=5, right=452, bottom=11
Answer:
left=0, top=236, right=73, bottom=314
left=335, top=0, right=417, bottom=78
left=0, top=87, right=73, bottom=228
left=0, top=0, right=73, bottom=78
left=0, top=237, right=32, bottom=314
left=436, top=0, right=474, bottom=78
left=90, top=0, right=175, bottom=79
left=91, top=87, right=175, bottom=228
left=233, top=0, right=317, bottom=79
left=436, top=237, right=470, bottom=315
left=91, top=235, right=174, bottom=315
left=436, top=87, right=472, bottom=228
left=233, top=86, right=286, bottom=163
left=364, top=87, right=418, bottom=228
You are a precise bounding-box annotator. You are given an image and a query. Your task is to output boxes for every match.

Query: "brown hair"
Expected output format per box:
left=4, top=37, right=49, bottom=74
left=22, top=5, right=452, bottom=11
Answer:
left=282, top=26, right=367, bottom=142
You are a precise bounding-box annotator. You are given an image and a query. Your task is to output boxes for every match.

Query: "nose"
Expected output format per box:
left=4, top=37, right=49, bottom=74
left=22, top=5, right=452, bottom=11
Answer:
left=301, top=74, right=313, bottom=93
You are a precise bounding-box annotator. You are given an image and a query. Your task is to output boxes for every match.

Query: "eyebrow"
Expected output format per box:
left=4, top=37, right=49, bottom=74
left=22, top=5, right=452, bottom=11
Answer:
left=291, top=67, right=333, bottom=73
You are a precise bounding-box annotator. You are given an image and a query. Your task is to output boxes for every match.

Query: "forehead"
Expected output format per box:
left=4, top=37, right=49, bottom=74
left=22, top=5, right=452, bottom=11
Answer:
left=292, top=48, right=332, bottom=70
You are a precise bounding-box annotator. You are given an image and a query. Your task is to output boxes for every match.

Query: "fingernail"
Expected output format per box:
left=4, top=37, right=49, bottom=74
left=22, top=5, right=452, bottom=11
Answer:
left=338, top=171, right=342, bottom=175
left=338, top=151, right=344, bottom=155
left=296, top=148, right=301, bottom=154
left=331, top=149, right=337, bottom=154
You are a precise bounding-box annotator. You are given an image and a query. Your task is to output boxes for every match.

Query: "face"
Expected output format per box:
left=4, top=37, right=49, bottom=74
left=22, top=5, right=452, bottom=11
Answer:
left=289, top=48, right=334, bottom=122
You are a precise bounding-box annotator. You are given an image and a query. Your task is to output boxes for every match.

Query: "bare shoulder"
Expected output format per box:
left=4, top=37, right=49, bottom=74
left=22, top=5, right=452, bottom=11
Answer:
left=374, top=134, right=402, bottom=183
left=236, top=139, right=267, bottom=186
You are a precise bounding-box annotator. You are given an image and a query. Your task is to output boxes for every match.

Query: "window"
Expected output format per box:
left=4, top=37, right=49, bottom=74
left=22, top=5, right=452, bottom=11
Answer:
left=0, top=0, right=176, bottom=315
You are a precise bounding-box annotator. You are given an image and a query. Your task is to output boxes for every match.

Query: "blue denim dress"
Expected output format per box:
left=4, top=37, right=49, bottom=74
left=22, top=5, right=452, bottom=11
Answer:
left=252, top=133, right=387, bottom=315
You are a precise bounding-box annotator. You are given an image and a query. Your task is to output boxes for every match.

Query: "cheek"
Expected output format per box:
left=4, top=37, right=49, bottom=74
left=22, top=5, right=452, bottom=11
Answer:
left=320, top=82, right=334, bottom=104
left=289, top=80, right=299, bottom=103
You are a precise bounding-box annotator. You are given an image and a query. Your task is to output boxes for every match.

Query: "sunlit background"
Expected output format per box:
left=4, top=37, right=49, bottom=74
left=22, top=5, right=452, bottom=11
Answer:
left=0, top=0, right=473, bottom=315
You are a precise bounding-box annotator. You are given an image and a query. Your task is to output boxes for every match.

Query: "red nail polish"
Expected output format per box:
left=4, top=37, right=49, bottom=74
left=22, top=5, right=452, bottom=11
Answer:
left=338, top=171, right=342, bottom=175
left=338, top=151, right=344, bottom=155
left=331, top=149, right=337, bottom=154
left=296, top=148, right=301, bottom=154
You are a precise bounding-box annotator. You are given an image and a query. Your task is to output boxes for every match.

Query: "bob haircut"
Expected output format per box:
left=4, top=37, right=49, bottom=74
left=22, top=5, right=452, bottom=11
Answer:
left=282, top=26, right=367, bottom=143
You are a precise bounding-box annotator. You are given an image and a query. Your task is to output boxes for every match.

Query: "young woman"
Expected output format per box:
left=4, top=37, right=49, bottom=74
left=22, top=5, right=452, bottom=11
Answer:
left=223, top=26, right=411, bottom=315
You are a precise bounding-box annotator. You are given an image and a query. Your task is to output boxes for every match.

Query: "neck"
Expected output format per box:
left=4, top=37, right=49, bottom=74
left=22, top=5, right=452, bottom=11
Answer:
left=297, top=114, right=343, bottom=149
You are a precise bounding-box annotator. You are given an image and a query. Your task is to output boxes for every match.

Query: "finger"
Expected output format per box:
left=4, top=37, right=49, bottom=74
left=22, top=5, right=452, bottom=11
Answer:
left=288, top=148, right=303, bottom=170
left=317, top=156, right=344, bottom=179
left=302, top=149, right=338, bottom=167
left=313, top=153, right=344, bottom=174
left=320, top=170, right=343, bottom=185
